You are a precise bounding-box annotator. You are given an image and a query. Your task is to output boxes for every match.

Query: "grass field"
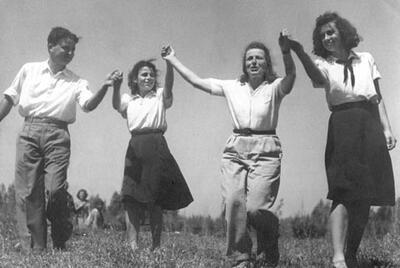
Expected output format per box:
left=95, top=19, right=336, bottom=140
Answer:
left=1, top=228, right=400, bottom=268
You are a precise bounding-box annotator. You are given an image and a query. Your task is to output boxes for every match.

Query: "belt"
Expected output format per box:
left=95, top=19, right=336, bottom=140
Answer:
left=331, top=100, right=373, bottom=112
left=131, top=129, right=164, bottom=136
left=233, top=128, right=276, bottom=136
left=24, top=116, right=68, bottom=127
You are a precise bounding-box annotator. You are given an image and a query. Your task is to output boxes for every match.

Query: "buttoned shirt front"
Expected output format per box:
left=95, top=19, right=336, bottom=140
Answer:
left=120, top=87, right=172, bottom=132
left=4, top=61, right=93, bottom=123
left=206, top=78, right=286, bottom=130
left=313, top=51, right=381, bottom=109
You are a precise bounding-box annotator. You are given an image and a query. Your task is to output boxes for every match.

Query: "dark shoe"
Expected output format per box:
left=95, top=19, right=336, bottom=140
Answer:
left=14, top=242, right=45, bottom=254
left=345, top=255, right=358, bottom=268
left=255, top=250, right=279, bottom=268
left=53, top=242, right=66, bottom=251
left=14, top=241, right=30, bottom=254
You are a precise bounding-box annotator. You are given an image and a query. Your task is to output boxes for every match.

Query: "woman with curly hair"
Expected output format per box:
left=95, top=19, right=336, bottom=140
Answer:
left=288, top=12, right=396, bottom=268
left=111, top=56, right=193, bottom=252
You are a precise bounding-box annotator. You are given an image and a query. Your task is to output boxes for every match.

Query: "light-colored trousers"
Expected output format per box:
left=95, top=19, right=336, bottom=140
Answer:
left=14, top=118, right=72, bottom=249
left=221, top=134, right=281, bottom=261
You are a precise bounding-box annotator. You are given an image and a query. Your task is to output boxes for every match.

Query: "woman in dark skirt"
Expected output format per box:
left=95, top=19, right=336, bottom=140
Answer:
left=111, top=53, right=193, bottom=251
left=288, top=12, right=396, bottom=268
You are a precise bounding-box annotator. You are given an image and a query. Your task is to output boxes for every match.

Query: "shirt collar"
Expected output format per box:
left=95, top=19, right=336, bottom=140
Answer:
left=327, top=50, right=360, bottom=63
left=44, top=60, right=70, bottom=77
left=133, top=89, right=157, bottom=99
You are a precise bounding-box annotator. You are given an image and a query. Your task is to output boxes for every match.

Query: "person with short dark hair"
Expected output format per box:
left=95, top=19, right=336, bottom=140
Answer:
left=287, top=12, right=396, bottom=268
left=75, top=189, right=90, bottom=229
left=162, top=31, right=296, bottom=268
left=75, top=189, right=104, bottom=231
left=112, top=56, right=193, bottom=252
left=0, top=26, right=119, bottom=252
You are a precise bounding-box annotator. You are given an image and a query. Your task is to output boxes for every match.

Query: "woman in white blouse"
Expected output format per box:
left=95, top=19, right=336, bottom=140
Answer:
left=112, top=57, right=193, bottom=252
left=288, top=11, right=396, bottom=268
left=162, top=32, right=296, bottom=268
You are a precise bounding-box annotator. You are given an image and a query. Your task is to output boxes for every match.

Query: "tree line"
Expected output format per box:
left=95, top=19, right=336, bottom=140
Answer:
left=1, top=183, right=399, bottom=239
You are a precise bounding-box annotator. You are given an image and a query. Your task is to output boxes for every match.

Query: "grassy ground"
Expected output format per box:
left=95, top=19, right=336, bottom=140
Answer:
left=0, top=229, right=399, bottom=267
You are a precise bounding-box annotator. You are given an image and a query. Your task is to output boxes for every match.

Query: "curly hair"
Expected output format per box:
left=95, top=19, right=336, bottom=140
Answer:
left=240, top=41, right=277, bottom=84
left=76, top=189, right=88, bottom=200
left=127, top=59, right=159, bottom=95
left=312, top=12, right=361, bottom=58
left=47, top=27, right=79, bottom=46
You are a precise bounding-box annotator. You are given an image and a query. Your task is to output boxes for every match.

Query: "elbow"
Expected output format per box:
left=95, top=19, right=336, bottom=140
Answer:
left=84, top=102, right=95, bottom=112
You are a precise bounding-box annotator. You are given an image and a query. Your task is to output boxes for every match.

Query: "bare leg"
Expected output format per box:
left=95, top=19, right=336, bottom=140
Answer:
left=125, top=202, right=143, bottom=251
left=149, top=204, right=162, bottom=250
left=330, top=202, right=348, bottom=264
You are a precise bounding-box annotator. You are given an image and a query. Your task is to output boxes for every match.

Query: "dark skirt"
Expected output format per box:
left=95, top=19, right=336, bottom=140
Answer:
left=121, top=131, right=193, bottom=210
left=325, top=101, right=395, bottom=206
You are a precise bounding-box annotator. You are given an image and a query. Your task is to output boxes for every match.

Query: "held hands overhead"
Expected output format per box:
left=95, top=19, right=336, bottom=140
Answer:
left=161, top=45, right=175, bottom=60
left=105, top=70, right=123, bottom=88
left=279, top=28, right=291, bottom=54
left=278, top=29, right=304, bottom=54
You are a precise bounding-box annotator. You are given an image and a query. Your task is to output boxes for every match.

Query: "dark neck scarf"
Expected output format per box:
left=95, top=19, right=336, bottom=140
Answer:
left=336, top=56, right=356, bottom=87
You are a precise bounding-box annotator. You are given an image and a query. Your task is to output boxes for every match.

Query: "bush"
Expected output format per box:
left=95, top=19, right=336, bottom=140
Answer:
left=291, top=200, right=330, bottom=239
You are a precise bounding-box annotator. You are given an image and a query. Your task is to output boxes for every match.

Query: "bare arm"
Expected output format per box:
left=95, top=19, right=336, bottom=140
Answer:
left=279, top=31, right=296, bottom=94
left=85, top=70, right=120, bottom=111
left=0, top=96, right=13, bottom=122
left=162, top=46, right=213, bottom=94
left=374, top=79, right=396, bottom=150
left=289, top=39, right=328, bottom=86
left=161, top=48, right=174, bottom=108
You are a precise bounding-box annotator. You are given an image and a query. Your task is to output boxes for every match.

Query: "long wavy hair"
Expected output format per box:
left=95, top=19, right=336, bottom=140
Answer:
left=240, top=41, right=277, bottom=83
left=127, top=59, right=159, bottom=95
left=312, top=12, right=361, bottom=58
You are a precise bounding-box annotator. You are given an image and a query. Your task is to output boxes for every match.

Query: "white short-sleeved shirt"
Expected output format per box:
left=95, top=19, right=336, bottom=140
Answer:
left=120, top=87, right=172, bottom=132
left=3, top=61, right=93, bottom=123
left=206, top=78, right=286, bottom=130
left=313, top=51, right=380, bottom=109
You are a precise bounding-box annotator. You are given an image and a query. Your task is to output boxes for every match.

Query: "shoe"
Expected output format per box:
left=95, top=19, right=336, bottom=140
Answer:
left=232, top=260, right=253, bottom=268
left=345, top=255, right=358, bottom=268
left=53, top=242, right=66, bottom=251
left=130, top=241, right=138, bottom=252
left=256, top=243, right=280, bottom=267
left=333, top=259, right=347, bottom=268
left=255, top=253, right=278, bottom=268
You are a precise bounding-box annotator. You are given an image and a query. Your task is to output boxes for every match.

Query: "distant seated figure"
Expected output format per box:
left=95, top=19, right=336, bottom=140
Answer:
left=85, top=197, right=105, bottom=230
left=75, top=189, right=104, bottom=231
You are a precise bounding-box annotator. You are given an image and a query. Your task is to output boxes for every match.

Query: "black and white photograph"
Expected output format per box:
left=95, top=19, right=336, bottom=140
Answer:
left=0, top=0, right=399, bottom=267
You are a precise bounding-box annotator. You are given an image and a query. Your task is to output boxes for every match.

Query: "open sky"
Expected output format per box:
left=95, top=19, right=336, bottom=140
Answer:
left=0, top=0, right=399, bottom=218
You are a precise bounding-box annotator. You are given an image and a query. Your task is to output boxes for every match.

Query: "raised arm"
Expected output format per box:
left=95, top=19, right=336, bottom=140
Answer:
left=0, top=96, right=13, bottom=122
left=85, top=70, right=120, bottom=111
left=162, top=45, right=213, bottom=94
left=374, top=79, right=396, bottom=150
left=278, top=30, right=296, bottom=94
left=111, top=71, right=123, bottom=111
left=161, top=47, right=174, bottom=108
left=289, top=39, right=328, bottom=87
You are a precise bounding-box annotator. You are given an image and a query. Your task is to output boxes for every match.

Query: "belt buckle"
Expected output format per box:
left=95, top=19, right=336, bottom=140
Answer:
left=242, top=128, right=252, bottom=136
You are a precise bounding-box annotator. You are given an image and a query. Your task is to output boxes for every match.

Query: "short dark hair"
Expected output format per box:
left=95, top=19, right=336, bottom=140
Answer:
left=127, top=59, right=159, bottom=95
left=47, top=27, right=79, bottom=46
left=240, top=41, right=277, bottom=83
left=312, top=12, right=361, bottom=58
left=76, top=189, right=88, bottom=200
